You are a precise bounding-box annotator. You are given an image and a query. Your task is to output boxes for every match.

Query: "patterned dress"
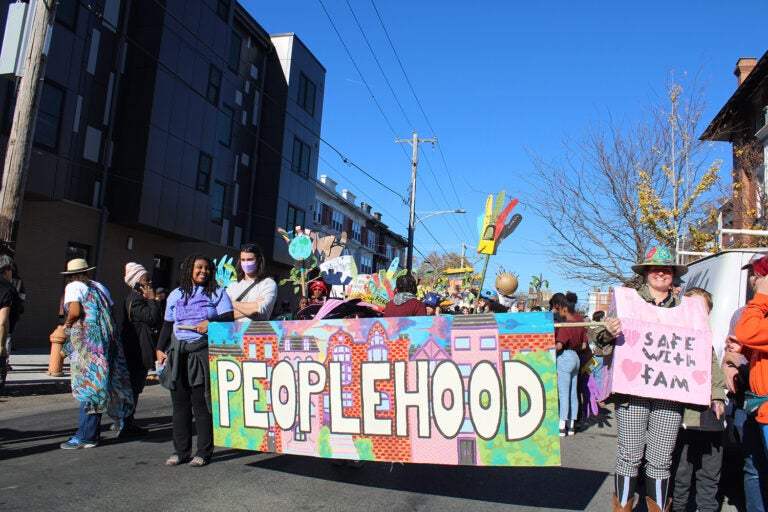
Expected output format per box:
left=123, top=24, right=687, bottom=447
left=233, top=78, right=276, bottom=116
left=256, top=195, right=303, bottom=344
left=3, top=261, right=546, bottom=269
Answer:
left=66, top=283, right=133, bottom=418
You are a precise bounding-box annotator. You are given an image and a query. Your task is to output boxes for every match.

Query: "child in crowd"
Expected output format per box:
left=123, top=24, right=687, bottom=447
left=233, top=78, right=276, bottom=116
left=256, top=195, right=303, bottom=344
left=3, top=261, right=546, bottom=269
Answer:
left=671, top=287, right=726, bottom=512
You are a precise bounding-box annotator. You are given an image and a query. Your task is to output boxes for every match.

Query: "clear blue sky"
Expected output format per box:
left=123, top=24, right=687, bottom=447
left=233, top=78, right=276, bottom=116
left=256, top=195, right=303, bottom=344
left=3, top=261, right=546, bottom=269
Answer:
left=243, top=0, right=766, bottom=302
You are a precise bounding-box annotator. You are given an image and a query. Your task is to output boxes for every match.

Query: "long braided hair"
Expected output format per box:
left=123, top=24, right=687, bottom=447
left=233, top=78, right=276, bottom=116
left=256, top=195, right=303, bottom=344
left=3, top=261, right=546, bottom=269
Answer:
left=178, top=254, right=218, bottom=305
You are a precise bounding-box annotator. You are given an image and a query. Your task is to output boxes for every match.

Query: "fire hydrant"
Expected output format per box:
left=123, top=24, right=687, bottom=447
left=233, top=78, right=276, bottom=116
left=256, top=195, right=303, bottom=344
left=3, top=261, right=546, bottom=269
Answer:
left=47, top=326, right=67, bottom=377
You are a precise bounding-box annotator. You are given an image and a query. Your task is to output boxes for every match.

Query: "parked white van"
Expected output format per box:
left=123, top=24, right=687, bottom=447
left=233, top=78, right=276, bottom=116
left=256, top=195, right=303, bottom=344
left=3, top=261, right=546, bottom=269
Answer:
left=682, top=248, right=768, bottom=363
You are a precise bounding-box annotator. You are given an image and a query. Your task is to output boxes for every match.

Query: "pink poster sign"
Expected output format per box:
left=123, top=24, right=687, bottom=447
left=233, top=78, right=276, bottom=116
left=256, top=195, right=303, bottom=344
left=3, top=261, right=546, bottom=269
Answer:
left=602, top=287, right=712, bottom=406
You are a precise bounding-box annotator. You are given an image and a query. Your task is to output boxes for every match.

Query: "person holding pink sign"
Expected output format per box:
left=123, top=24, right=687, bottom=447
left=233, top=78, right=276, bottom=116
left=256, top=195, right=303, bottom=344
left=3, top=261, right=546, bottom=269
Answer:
left=602, top=247, right=688, bottom=512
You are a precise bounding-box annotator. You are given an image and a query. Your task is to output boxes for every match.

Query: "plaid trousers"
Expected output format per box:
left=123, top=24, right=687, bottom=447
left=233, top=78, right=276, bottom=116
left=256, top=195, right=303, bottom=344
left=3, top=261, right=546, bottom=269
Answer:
left=615, top=395, right=683, bottom=479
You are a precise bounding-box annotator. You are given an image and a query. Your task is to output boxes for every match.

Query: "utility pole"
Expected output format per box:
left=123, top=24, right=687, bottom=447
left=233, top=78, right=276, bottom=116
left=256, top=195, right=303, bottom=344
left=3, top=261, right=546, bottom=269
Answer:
left=0, top=0, right=56, bottom=250
left=395, top=132, right=437, bottom=274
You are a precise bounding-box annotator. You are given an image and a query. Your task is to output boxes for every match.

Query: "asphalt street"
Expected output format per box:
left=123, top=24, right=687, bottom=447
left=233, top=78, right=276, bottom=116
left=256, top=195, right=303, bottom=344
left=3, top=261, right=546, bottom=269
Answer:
left=0, top=382, right=743, bottom=512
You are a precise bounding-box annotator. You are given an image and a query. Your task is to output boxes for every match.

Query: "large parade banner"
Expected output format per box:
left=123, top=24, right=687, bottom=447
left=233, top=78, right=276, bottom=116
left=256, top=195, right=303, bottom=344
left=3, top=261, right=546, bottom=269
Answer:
left=601, top=287, right=712, bottom=406
left=208, top=312, right=560, bottom=467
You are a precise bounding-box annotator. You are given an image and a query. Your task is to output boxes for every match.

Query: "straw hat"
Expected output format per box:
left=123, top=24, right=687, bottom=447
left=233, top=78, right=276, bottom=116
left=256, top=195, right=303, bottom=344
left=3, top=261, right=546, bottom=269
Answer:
left=61, top=258, right=95, bottom=275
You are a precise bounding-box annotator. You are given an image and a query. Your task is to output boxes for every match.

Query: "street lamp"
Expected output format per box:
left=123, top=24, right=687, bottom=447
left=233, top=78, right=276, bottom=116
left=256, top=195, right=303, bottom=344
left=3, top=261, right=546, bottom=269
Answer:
left=406, top=209, right=466, bottom=273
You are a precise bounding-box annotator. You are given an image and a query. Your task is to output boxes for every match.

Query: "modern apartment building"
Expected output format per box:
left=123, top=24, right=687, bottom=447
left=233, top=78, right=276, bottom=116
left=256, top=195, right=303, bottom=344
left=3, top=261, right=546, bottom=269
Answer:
left=0, top=0, right=324, bottom=347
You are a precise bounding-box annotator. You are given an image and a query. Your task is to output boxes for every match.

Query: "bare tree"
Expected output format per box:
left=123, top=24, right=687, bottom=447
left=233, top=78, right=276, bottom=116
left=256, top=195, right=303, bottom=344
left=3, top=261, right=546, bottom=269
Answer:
left=525, top=74, right=721, bottom=286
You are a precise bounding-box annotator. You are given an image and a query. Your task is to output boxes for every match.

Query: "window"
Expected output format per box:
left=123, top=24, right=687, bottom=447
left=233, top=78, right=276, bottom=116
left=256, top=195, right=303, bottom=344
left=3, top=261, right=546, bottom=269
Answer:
left=291, top=137, right=310, bottom=176
left=217, top=0, right=230, bottom=20
left=34, top=82, right=65, bottom=150
left=379, top=392, right=391, bottom=413
left=66, top=242, right=90, bottom=264
left=314, top=200, right=324, bottom=224
left=351, top=222, right=362, bottom=243
left=196, top=152, right=212, bottom=193
left=332, top=345, right=352, bottom=385
left=294, top=427, right=306, bottom=441
left=56, top=0, right=78, bottom=29
left=265, top=343, right=273, bottom=359
left=287, top=205, right=306, bottom=231
left=368, top=345, right=387, bottom=361
left=228, top=32, right=242, bottom=70
left=297, top=73, right=316, bottom=116
left=366, top=230, right=377, bottom=250
left=207, top=65, right=222, bottom=104
left=331, top=210, right=344, bottom=233
left=501, top=350, right=511, bottom=361
left=342, top=391, right=353, bottom=408
left=210, top=181, right=225, bottom=224
left=480, top=336, right=497, bottom=350
left=458, top=364, right=471, bottom=377
left=218, top=105, right=233, bottom=147
left=359, top=254, right=372, bottom=274
left=454, top=336, right=470, bottom=350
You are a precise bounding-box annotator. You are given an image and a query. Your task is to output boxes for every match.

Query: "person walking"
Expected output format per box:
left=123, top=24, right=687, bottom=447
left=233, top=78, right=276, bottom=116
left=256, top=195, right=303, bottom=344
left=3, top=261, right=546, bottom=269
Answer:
left=0, top=255, right=22, bottom=391
left=156, top=254, right=233, bottom=467
left=119, top=262, right=163, bottom=436
left=552, top=291, right=587, bottom=437
left=57, top=258, right=133, bottom=449
left=382, top=274, right=426, bottom=317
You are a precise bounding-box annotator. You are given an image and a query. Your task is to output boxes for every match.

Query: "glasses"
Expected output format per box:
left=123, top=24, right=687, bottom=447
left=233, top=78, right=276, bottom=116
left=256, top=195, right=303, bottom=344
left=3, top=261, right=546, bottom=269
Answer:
left=647, top=266, right=673, bottom=275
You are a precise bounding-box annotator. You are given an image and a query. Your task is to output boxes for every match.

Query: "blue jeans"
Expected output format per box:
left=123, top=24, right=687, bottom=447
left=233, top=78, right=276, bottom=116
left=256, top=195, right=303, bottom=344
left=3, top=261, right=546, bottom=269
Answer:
left=74, top=401, right=102, bottom=443
left=557, top=349, right=579, bottom=421
left=592, top=356, right=604, bottom=396
left=734, top=407, right=768, bottom=512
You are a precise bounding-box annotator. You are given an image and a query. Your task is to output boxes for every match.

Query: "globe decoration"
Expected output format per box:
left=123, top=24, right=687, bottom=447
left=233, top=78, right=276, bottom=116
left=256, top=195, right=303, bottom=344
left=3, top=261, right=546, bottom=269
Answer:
left=288, top=234, right=313, bottom=260
left=495, top=272, right=518, bottom=295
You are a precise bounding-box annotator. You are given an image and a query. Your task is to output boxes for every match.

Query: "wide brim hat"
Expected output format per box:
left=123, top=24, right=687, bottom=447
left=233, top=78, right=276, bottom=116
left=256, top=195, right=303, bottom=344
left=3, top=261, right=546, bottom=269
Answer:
left=631, top=246, right=688, bottom=278
left=61, top=258, right=95, bottom=275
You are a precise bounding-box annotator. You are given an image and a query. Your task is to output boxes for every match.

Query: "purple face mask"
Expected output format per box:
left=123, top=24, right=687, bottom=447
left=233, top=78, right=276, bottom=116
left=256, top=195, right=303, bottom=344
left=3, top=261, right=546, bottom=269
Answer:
left=241, top=260, right=258, bottom=275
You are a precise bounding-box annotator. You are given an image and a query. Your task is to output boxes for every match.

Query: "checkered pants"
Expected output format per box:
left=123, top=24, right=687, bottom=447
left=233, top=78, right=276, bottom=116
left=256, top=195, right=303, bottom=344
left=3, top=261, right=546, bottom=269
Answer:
left=615, top=395, right=683, bottom=479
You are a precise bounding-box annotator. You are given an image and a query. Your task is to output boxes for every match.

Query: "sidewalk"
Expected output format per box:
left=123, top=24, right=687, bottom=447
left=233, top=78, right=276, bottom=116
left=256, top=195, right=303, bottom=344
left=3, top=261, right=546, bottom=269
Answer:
left=3, top=348, right=71, bottom=394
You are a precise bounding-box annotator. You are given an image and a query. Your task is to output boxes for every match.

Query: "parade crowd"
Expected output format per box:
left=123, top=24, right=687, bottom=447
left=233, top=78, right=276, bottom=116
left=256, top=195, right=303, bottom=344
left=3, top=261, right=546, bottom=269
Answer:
left=2, top=243, right=768, bottom=511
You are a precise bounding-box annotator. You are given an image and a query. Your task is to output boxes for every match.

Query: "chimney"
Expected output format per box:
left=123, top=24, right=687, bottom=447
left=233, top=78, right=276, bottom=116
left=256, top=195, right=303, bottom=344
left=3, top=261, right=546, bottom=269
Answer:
left=342, top=189, right=356, bottom=204
left=360, top=202, right=372, bottom=214
left=320, top=174, right=337, bottom=191
left=373, top=212, right=382, bottom=221
left=734, top=57, right=758, bottom=87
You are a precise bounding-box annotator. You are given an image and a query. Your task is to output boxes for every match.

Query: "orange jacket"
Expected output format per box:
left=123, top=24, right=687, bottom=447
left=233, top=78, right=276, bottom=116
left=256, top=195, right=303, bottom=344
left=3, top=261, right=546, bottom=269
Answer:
left=734, top=292, right=768, bottom=423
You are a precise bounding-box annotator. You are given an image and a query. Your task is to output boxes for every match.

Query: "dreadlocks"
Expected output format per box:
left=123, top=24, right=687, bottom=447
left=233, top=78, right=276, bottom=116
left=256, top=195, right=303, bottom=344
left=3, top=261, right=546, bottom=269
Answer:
left=178, top=254, right=218, bottom=304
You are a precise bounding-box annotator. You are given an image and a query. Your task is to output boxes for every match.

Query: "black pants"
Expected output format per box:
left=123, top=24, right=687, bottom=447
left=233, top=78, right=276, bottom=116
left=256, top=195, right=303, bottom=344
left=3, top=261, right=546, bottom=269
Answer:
left=672, top=429, right=723, bottom=512
left=170, top=360, right=213, bottom=460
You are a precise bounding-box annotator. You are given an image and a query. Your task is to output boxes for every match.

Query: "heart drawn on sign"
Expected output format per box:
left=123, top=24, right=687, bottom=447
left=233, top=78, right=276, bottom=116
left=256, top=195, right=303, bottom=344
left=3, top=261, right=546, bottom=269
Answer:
left=692, top=370, right=708, bottom=385
left=622, top=329, right=639, bottom=347
left=621, top=359, right=642, bottom=381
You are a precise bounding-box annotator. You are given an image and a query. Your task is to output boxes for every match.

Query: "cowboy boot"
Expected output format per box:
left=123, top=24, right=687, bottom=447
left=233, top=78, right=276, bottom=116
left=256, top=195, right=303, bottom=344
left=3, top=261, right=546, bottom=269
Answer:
left=644, top=496, right=671, bottom=512
left=612, top=493, right=635, bottom=511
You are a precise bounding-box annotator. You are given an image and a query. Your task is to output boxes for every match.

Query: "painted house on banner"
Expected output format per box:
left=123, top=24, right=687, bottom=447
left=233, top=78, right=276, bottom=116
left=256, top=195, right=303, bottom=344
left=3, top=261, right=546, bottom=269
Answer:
left=409, top=314, right=502, bottom=465
left=242, top=321, right=280, bottom=452
left=279, top=332, right=323, bottom=455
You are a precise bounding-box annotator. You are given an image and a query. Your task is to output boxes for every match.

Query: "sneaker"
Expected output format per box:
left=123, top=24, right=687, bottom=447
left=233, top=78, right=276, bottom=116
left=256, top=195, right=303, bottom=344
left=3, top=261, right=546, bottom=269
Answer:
left=559, top=428, right=567, bottom=437
left=60, top=438, right=98, bottom=450
left=567, top=428, right=576, bottom=436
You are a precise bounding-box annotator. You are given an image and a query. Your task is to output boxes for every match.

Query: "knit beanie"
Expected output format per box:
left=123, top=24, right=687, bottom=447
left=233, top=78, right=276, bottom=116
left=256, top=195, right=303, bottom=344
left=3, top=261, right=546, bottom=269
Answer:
left=125, top=262, right=147, bottom=288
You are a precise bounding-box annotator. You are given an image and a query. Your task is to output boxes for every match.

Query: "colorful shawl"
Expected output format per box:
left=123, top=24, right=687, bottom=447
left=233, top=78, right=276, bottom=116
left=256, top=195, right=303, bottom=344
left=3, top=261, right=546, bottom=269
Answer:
left=66, top=283, right=134, bottom=418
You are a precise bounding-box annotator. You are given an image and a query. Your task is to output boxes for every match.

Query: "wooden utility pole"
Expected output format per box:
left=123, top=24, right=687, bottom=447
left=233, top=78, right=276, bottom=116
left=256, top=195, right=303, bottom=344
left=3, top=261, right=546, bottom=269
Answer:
left=395, top=132, right=437, bottom=274
left=0, top=0, right=57, bottom=249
